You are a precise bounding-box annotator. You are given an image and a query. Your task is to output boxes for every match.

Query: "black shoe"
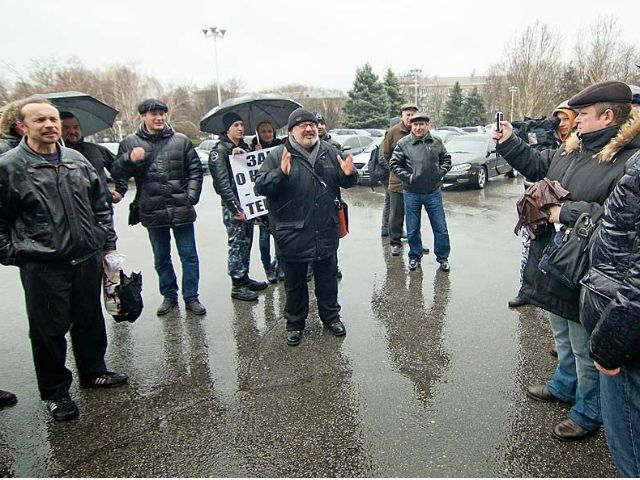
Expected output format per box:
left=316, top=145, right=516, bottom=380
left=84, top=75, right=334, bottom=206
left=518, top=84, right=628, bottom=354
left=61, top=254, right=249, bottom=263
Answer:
left=0, top=389, right=17, bottom=408
left=286, top=330, right=302, bottom=346
left=156, top=298, right=178, bottom=316
left=409, top=258, right=420, bottom=271
left=337, top=269, right=343, bottom=280
left=439, top=261, right=450, bottom=272
left=81, top=371, right=128, bottom=389
left=265, top=264, right=278, bottom=284
left=391, top=245, right=402, bottom=256
left=508, top=295, right=528, bottom=308
left=231, top=285, right=259, bottom=301
left=185, top=300, right=207, bottom=315
left=47, top=394, right=78, bottom=422
left=526, top=384, right=561, bottom=403
left=306, top=263, right=313, bottom=282
left=243, top=276, right=268, bottom=291
left=422, top=246, right=430, bottom=254
left=326, top=321, right=346, bottom=336
left=552, top=418, right=597, bottom=441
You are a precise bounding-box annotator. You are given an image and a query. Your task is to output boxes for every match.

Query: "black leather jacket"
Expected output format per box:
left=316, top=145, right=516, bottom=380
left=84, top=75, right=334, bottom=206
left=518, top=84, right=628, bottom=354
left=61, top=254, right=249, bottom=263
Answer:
left=66, top=139, right=117, bottom=204
left=209, top=135, right=251, bottom=215
left=113, top=124, right=202, bottom=228
left=581, top=150, right=640, bottom=369
left=0, top=139, right=116, bottom=265
left=254, top=140, right=358, bottom=262
left=389, top=132, right=451, bottom=194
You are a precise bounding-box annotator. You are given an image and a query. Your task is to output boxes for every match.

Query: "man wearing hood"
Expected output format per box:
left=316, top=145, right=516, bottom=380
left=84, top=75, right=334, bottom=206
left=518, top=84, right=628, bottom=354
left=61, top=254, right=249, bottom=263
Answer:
left=210, top=112, right=268, bottom=302
left=493, top=81, right=640, bottom=441
left=112, top=99, right=205, bottom=316
left=0, top=99, right=26, bottom=154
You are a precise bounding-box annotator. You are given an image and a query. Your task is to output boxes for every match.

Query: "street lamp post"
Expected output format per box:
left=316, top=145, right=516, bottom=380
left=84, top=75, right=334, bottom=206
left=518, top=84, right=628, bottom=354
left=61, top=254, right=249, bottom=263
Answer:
left=202, top=26, right=227, bottom=106
left=115, top=120, right=123, bottom=142
left=409, top=68, right=422, bottom=108
left=509, top=86, right=518, bottom=122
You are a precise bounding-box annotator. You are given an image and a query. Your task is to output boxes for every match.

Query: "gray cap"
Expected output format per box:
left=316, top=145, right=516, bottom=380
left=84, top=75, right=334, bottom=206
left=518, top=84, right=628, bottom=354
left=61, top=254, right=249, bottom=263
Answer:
left=410, top=112, right=430, bottom=123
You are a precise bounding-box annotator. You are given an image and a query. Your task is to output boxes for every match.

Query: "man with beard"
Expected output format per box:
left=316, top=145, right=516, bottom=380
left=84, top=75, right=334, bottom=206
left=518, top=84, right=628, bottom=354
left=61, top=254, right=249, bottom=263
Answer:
left=255, top=108, right=358, bottom=346
left=210, top=112, right=268, bottom=301
left=0, top=99, right=127, bottom=421
left=60, top=112, right=121, bottom=205
left=113, top=99, right=205, bottom=316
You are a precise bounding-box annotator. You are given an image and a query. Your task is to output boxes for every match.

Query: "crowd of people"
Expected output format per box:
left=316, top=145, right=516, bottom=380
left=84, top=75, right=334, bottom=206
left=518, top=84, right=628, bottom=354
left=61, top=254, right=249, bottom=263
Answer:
left=0, top=79, right=638, bottom=477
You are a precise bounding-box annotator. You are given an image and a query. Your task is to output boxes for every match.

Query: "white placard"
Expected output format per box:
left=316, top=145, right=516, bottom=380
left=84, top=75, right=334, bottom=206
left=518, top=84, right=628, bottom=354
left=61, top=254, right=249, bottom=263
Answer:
left=229, top=146, right=276, bottom=220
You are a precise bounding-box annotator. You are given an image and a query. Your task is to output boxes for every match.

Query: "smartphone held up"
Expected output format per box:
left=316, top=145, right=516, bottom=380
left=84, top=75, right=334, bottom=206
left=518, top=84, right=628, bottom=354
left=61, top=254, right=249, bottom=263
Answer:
left=496, top=111, right=504, bottom=133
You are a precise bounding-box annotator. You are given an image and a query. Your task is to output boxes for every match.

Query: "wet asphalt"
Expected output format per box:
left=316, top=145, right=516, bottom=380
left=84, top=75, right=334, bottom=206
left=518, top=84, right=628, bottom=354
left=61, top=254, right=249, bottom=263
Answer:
left=0, top=174, right=616, bottom=477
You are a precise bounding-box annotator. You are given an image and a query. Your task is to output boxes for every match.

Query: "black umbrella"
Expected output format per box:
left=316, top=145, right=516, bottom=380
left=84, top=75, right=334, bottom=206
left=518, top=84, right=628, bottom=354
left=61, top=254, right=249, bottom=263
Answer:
left=199, top=93, right=302, bottom=135
left=30, top=91, right=118, bottom=136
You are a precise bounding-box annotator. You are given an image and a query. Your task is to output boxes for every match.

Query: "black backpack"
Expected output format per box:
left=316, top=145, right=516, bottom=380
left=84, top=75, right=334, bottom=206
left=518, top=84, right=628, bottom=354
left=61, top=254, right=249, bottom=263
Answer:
left=112, top=270, right=144, bottom=323
left=512, top=116, right=561, bottom=151
left=367, top=145, right=388, bottom=185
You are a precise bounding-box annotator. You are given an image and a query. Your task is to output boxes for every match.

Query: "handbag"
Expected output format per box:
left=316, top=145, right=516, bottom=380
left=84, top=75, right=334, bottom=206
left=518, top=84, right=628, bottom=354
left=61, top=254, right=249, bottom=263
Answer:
left=336, top=200, right=349, bottom=238
left=538, top=211, right=602, bottom=289
left=128, top=201, right=140, bottom=226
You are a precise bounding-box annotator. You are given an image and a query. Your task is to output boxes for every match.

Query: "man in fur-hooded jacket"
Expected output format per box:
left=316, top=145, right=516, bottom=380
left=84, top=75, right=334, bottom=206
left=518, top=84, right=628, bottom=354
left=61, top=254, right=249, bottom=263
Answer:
left=492, top=81, right=640, bottom=441
left=0, top=99, right=25, bottom=154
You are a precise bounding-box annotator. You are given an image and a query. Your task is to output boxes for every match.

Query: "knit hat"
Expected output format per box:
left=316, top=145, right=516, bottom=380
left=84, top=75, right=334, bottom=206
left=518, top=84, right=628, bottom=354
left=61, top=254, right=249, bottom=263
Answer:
left=137, top=99, right=168, bottom=114
left=287, top=108, right=317, bottom=131
left=222, top=112, right=243, bottom=133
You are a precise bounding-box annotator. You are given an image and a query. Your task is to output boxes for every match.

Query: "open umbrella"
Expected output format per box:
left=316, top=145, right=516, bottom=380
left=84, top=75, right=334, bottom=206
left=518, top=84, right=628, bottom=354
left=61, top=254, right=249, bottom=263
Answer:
left=199, top=93, right=302, bottom=135
left=30, top=91, right=118, bottom=137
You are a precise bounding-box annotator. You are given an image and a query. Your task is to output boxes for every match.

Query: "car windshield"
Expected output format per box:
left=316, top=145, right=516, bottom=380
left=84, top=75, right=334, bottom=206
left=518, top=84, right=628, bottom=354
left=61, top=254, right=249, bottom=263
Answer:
left=445, top=136, right=488, bottom=155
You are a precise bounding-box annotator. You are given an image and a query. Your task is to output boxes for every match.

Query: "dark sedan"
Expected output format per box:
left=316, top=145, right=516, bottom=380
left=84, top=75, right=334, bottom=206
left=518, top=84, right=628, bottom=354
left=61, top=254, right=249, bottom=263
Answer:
left=442, top=134, right=513, bottom=189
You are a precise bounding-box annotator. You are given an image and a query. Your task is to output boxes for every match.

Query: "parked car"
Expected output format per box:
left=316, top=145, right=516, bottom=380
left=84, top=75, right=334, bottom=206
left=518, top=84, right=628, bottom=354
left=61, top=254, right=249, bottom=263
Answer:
left=97, top=142, right=119, bottom=155
left=329, top=128, right=371, bottom=137
left=436, top=126, right=465, bottom=133
left=332, top=134, right=375, bottom=156
left=363, top=128, right=386, bottom=137
left=431, top=129, right=465, bottom=144
left=442, top=134, right=513, bottom=189
left=195, top=138, right=219, bottom=172
left=461, top=125, right=486, bottom=133
left=352, top=137, right=383, bottom=185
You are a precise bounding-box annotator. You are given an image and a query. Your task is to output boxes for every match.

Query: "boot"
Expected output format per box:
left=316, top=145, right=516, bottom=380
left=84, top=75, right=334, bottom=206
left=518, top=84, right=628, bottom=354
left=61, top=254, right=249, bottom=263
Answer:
left=231, top=278, right=258, bottom=301
left=242, top=275, right=268, bottom=291
left=265, top=263, right=277, bottom=284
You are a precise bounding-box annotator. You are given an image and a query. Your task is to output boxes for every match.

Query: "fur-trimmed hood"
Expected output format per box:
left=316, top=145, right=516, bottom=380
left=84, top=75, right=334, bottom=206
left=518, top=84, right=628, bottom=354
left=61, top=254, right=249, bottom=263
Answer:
left=564, top=108, right=640, bottom=162
left=0, top=100, right=22, bottom=137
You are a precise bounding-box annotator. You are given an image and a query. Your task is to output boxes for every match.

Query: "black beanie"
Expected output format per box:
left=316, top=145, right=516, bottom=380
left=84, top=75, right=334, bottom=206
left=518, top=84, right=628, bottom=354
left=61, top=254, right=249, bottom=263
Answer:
left=223, top=112, right=243, bottom=133
left=287, top=108, right=317, bottom=131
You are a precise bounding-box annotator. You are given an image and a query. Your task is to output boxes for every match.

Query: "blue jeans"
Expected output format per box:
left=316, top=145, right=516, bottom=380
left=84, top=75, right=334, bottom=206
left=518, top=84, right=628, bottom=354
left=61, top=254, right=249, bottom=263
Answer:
left=601, top=367, right=640, bottom=477
left=547, top=313, right=601, bottom=431
left=147, top=223, right=200, bottom=302
left=403, top=189, right=451, bottom=263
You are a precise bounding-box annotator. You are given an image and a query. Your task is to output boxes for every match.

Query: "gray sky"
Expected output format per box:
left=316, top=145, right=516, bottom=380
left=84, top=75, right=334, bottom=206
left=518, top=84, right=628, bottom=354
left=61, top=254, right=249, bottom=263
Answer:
left=1, top=0, right=638, bottom=93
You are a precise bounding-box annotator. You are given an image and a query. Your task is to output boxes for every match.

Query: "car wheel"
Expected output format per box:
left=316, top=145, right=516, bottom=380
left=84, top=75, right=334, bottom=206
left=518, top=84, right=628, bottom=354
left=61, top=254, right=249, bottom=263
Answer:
left=475, top=166, right=487, bottom=189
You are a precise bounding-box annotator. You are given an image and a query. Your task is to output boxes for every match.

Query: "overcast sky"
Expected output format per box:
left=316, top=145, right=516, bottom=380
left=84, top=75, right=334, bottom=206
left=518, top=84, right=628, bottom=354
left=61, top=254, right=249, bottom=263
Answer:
left=1, top=0, right=638, bottom=94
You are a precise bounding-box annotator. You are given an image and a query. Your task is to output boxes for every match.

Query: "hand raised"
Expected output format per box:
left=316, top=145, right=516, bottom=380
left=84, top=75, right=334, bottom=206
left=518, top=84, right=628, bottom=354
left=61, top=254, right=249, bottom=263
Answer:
left=281, top=149, right=292, bottom=175
left=130, top=147, right=146, bottom=163
left=492, top=121, right=513, bottom=144
left=337, top=153, right=354, bottom=175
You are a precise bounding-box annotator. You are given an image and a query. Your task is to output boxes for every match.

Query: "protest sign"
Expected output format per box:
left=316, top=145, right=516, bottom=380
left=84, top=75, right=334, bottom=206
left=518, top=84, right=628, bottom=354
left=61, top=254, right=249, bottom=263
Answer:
left=229, top=146, right=276, bottom=220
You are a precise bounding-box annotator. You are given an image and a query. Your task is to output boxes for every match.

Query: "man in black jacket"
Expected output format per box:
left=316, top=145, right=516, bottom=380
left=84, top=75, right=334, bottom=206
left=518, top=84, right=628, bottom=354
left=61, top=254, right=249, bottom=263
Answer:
left=389, top=113, right=452, bottom=272
left=255, top=108, right=358, bottom=346
left=113, top=99, right=205, bottom=316
left=580, top=147, right=640, bottom=476
left=493, top=81, right=639, bottom=441
left=0, top=99, right=127, bottom=422
left=210, top=112, right=268, bottom=302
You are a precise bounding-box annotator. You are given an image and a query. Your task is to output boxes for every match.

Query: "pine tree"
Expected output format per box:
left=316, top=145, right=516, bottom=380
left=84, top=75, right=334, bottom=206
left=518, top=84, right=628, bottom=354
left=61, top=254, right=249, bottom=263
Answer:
left=442, top=82, right=465, bottom=126
left=462, top=87, right=487, bottom=125
left=343, top=63, right=389, bottom=128
left=382, top=68, right=405, bottom=120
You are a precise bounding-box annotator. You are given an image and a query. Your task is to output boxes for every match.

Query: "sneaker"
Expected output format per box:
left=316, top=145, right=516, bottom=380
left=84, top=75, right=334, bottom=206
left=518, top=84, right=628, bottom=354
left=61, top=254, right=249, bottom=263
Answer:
left=81, top=371, right=128, bottom=389
left=243, top=276, right=268, bottom=291
left=408, top=258, right=420, bottom=271
left=0, top=389, right=17, bottom=408
left=286, top=330, right=302, bottom=346
left=185, top=300, right=206, bottom=315
left=391, top=245, right=402, bottom=256
left=439, top=261, right=450, bottom=272
left=156, top=298, right=178, bottom=316
left=47, top=394, right=78, bottom=422
left=231, top=285, right=259, bottom=301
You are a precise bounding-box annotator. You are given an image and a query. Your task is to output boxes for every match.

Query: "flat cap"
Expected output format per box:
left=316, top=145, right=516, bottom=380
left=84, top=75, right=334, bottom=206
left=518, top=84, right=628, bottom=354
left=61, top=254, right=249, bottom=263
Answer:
left=568, top=81, right=632, bottom=108
left=410, top=112, right=430, bottom=123
left=137, top=98, right=168, bottom=114
left=401, top=102, right=419, bottom=112
left=287, top=108, right=317, bottom=131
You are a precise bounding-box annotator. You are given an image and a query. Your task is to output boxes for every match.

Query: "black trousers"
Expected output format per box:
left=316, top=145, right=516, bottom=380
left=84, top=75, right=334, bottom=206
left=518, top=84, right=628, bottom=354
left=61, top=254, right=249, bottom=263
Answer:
left=389, top=190, right=405, bottom=247
left=283, top=253, right=341, bottom=331
left=19, top=253, right=107, bottom=400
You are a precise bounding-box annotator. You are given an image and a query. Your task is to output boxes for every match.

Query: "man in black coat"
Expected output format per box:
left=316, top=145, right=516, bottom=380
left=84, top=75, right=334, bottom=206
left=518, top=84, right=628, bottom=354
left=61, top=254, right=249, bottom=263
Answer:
left=0, top=99, right=127, bottom=421
left=493, top=81, right=640, bottom=441
left=113, top=99, right=205, bottom=316
left=580, top=147, right=640, bottom=477
left=255, top=108, right=358, bottom=346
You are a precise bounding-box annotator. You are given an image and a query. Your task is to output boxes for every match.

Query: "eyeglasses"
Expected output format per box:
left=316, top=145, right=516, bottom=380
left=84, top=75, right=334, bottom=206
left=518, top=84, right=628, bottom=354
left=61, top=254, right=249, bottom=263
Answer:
left=295, top=122, right=317, bottom=130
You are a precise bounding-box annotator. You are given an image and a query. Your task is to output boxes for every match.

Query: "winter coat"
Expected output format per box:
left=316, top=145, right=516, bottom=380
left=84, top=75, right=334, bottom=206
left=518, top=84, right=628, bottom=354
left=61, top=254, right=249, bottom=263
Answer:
left=389, top=131, right=452, bottom=194
left=209, top=134, right=251, bottom=216
left=112, top=124, right=202, bottom=229
left=581, top=150, right=640, bottom=369
left=497, top=109, right=640, bottom=321
left=382, top=121, right=412, bottom=192
left=254, top=140, right=358, bottom=262
left=0, top=101, right=22, bottom=155
left=0, top=134, right=21, bottom=155
left=0, top=139, right=116, bottom=265
left=66, top=139, right=117, bottom=204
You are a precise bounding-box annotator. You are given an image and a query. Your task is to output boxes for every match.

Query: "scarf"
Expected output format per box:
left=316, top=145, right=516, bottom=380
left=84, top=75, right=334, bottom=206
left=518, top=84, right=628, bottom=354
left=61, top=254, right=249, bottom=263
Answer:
left=288, top=133, right=320, bottom=167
